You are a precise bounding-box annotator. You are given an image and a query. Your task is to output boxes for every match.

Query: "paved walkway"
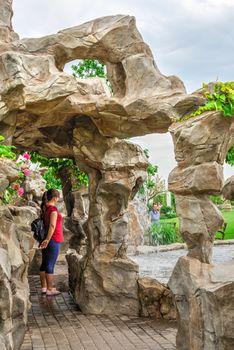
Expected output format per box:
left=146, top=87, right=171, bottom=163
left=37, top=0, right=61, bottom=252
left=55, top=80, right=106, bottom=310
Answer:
left=131, top=244, right=234, bottom=283
left=21, top=276, right=177, bottom=350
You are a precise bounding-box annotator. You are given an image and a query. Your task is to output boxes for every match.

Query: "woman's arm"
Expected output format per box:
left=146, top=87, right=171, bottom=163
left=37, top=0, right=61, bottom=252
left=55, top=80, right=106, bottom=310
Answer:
left=40, top=211, right=58, bottom=249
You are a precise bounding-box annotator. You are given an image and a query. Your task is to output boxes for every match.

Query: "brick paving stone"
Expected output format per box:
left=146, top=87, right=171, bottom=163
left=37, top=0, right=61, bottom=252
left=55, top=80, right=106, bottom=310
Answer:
left=21, top=276, right=177, bottom=350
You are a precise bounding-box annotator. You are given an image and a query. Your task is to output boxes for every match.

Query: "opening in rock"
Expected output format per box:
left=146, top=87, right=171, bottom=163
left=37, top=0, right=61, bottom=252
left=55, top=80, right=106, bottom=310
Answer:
left=64, top=58, right=115, bottom=96
left=123, top=132, right=179, bottom=320
left=25, top=153, right=89, bottom=293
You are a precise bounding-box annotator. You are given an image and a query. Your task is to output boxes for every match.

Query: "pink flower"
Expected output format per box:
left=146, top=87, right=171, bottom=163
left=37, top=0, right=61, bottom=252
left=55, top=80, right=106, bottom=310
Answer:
left=23, top=168, right=30, bottom=177
left=23, top=152, right=30, bottom=160
left=17, top=187, right=24, bottom=196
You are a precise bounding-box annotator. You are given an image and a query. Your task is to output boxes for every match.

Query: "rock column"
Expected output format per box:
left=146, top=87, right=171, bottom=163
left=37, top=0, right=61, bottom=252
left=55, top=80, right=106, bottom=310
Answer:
left=168, top=112, right=234, bottom=349
left=66, top=116, right=148, bottom=315
left=0, top=0, right=18, bottom=43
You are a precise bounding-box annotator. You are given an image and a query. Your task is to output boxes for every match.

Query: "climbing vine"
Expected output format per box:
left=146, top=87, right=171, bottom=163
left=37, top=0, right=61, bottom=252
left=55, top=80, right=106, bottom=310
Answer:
left=183, top=81, right=234, bottom=121
left=180, top=82, right=234, bottom=167
left=29, top=152, right=89, bottom=190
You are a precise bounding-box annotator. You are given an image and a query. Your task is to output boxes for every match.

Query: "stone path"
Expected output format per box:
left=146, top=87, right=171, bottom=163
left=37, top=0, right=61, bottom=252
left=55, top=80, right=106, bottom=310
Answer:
left=131, top=244, right=234, bottom=283
left=21, top=276, right=177, bottom=350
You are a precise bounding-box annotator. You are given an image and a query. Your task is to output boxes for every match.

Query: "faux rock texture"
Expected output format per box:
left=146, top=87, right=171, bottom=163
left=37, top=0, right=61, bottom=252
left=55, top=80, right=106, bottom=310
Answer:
left=168, top=112, right=234, bottom=349
left=67, top=249, right=140, bottom=315
left=169, top=256, right=234, bottom=350
left=0, top=159, right=19, bottom=197
left=128, top=193, right=150, bottom=247
left=169, top=112, right=234, bottom=263
left=24, top=171, right=46, bottom=204
left=1, top=1, right=234, bottom=349
left=68, top=118, right=148, bottom=315
left=222, top=175, right=234, bottom=200
left=138, top=277, right=176, bottom=320
left=0, top=205, right=36, bottom=350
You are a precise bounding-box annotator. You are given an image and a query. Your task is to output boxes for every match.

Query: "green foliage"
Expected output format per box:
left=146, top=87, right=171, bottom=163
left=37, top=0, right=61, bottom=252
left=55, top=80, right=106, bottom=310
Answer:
left=221, top=209, right=234, bottom=240
left=209, top=195, right=224, bottom=205
left=139, top=148, right=162, bottom=197
left=2, top=186, right=16, bottom=205
left=163, top=212, right=178, bottom=219
left=43, top=168, right=62, bottom=190
left=0, top=135, right=16, bottom=160
left=183, top=81, right=234, bottom=121
left=153, top=193, right=167, bottom=207
left=29, top=152, right=89, bottom=189
left=72, top=167, right=89, bottom=189
left=143, top=148, right=150, bottom=158
left=150, top=223, right=178, bottom=245
left=160, top=205, right=172, bottom=215
left=72, top=59, right=107, bottom=79
left=147, top=163, right=158, bottom=177
left=170, top=192, right=176, bottom=213
left=160, top=205, right=177, bottom=219
left=71, top=58, right=112, bottom=91
left=226, top=147, right=234, bottom=166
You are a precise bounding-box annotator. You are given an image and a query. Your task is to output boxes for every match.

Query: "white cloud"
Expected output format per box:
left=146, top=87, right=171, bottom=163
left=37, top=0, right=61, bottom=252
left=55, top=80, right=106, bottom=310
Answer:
left=131, top=134, right=177, bottom=184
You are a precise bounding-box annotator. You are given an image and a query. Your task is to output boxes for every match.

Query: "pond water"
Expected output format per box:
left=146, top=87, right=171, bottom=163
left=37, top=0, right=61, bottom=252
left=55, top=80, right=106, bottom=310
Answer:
left=130, top=245, right=234, bottom=284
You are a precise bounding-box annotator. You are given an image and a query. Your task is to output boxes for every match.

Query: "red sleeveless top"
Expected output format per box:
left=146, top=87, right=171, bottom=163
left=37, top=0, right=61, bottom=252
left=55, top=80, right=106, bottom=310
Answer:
left=43, top=205, right=64, bottom=243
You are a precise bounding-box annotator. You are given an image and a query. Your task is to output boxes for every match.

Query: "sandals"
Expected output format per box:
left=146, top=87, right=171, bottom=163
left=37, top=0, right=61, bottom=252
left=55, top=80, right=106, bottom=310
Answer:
left=46, top=288, right=61, bottom=296
left=41, top=288, right=47, bottom=294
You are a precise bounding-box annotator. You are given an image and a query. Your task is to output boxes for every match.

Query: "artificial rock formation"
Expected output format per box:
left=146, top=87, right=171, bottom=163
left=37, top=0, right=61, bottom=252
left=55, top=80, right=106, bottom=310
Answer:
left=0, top=159, right=19, bottom=197
left=128, top=193, right=150, bottom=247
left=169, top=256, right=234, bottom=350
left=1, top=1, right=234, bottom=349
left=168, top=111, right=234, bottom=350
left=66, top=117, right=148, bottom=314
left=0, top=205, right=36, bottom=350
left=168, top=112, right=233, bottom=263
left=222, top=175, right=234, bottom=200
left=138, top=277, right=176, bottom=320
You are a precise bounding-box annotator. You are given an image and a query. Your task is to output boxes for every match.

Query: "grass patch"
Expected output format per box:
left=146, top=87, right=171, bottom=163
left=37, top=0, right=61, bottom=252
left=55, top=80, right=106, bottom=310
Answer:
left=161, top=209, right=234, bottom=240
left=160, top=216, right=179, bottom=227
left=220, top=209, right=234, bottom=240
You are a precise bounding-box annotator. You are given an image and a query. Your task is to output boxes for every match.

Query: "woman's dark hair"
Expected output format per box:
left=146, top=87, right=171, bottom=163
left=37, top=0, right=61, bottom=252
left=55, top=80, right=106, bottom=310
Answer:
left=41, top=189, right=60, bottom=214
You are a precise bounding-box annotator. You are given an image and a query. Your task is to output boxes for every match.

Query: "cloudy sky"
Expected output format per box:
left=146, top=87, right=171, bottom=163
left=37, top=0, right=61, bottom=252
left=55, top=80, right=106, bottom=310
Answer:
left=12, top=0, right=234, bottom=182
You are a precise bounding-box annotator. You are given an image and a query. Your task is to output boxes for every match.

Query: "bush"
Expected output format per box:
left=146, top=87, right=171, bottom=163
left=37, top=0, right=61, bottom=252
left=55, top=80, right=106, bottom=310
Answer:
left=150, top=223, right=178, bottom=245
left=161, top=212, right=177, bottom=219
left=160, top=205, right=173, bottom=215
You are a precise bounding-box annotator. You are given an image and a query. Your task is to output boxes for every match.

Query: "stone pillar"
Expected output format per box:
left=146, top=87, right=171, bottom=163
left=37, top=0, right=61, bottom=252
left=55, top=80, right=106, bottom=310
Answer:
left=0, top=0, right=19, bottom=43
left=66, top=116, right=148, bottom=315
left=168, top=112, right=234, bottom=349
left=168, top=112, right=233, bottom=263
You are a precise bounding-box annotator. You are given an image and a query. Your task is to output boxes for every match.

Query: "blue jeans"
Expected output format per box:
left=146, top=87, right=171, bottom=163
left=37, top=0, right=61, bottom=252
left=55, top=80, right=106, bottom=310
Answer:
left=40, top=240, right=61, bottom=274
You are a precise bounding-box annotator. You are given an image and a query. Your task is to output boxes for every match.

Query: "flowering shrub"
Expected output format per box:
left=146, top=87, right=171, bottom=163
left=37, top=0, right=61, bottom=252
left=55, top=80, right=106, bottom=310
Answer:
left=0, top=141, right=32, bottom=204
left=22, top=168, right=30, bottom=177
left=23, top=152, right=30, bottom=160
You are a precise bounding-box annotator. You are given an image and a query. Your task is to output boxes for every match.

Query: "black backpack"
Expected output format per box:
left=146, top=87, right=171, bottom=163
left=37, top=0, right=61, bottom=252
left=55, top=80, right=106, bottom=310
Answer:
left=31, top=217, right=48, bottom=243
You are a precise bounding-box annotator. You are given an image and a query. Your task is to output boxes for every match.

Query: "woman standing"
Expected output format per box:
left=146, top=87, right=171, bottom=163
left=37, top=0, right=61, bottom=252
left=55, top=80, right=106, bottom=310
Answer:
left=39, top=189, right=64, bottom=296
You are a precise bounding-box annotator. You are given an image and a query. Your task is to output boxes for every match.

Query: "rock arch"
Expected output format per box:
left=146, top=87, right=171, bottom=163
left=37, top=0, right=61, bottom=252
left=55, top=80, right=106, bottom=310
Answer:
left=1, top=1, right=234, bottom=349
